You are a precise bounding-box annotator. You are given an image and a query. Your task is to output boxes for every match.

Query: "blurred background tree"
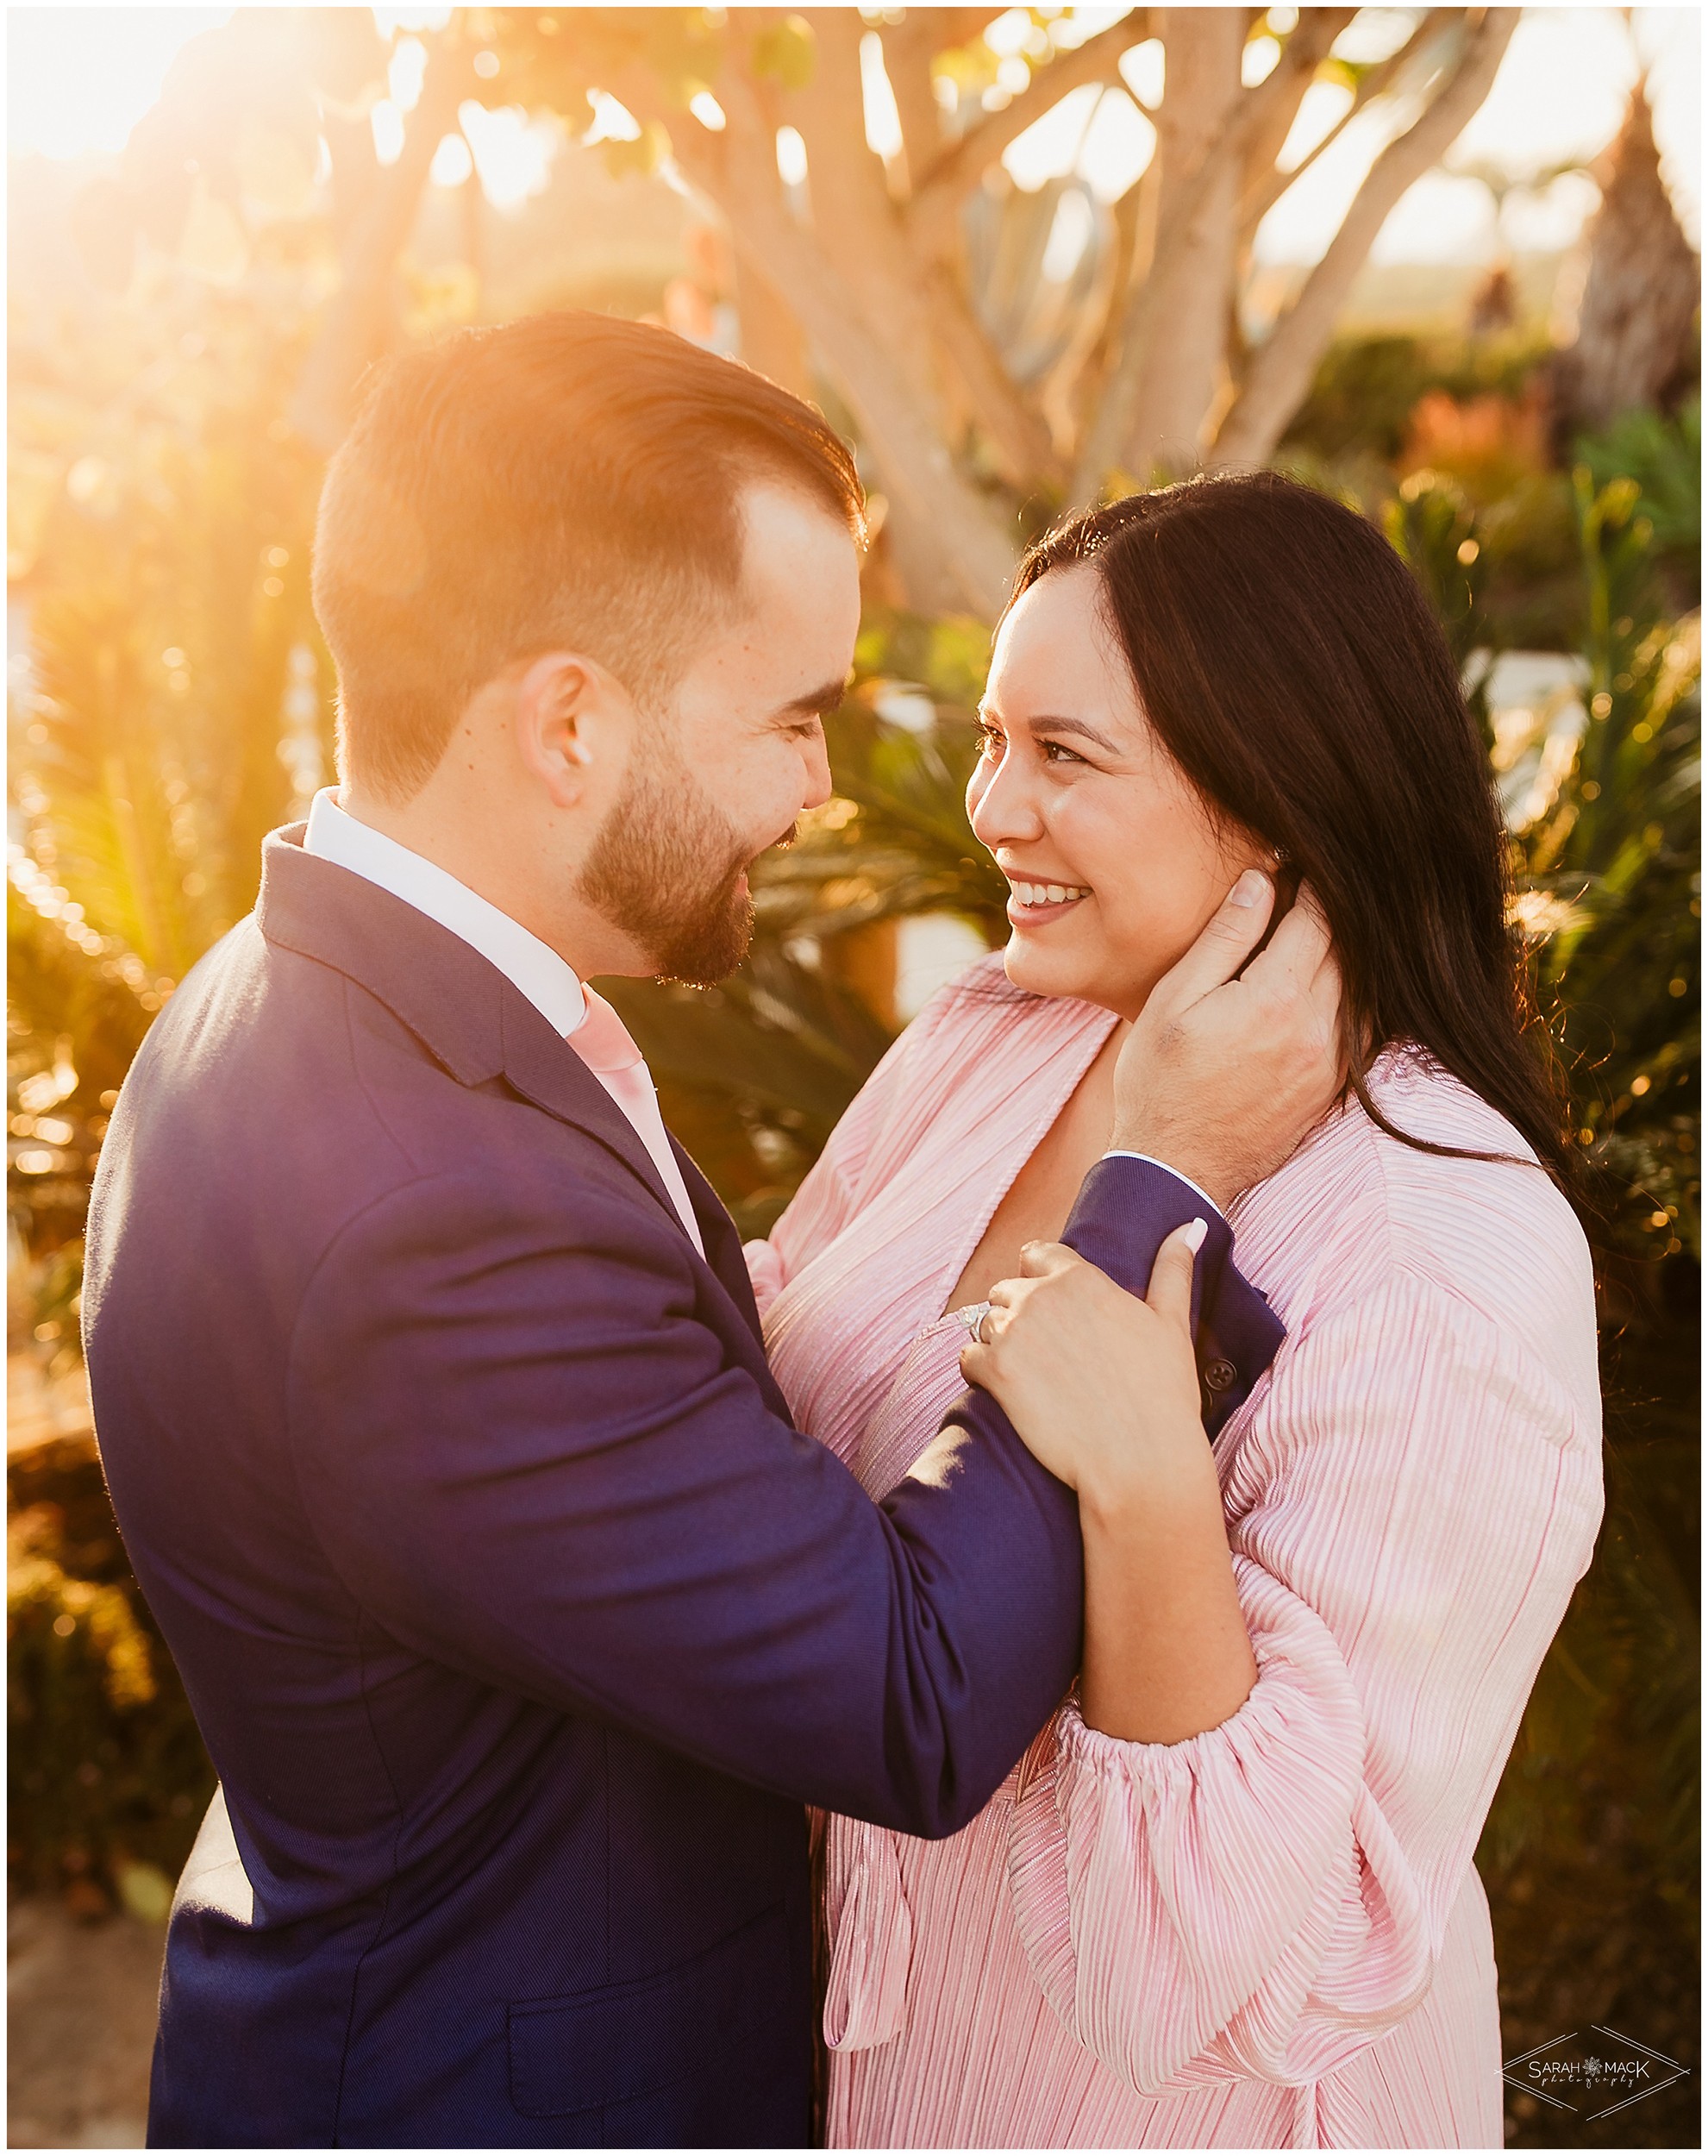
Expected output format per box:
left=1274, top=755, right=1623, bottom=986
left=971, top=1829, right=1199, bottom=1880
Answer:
left=7, top=6, right=1699, bottom=2146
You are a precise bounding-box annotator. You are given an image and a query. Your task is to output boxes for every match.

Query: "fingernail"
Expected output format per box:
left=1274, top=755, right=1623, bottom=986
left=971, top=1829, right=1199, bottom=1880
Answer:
left=1183, top=1217, right=1209, bottom=1252
left=1229, top=869, right=1269, bottom=908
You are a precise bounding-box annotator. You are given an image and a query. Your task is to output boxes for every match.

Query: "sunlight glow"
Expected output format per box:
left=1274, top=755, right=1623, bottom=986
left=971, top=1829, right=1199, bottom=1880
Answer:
left=776, top=126, right=809, bottom=191
left=3, top=3, right=1697, bottom=261
left=585, top=91, right=641, bottom=147
left=8, top=7, right=235, bottom=160
left=859, top=32, right=904, bottom=163
left=429, top=131, right=474, bottom=190
left=1002, top=83, right=1100, bottom=190
left=388, top=37, right=427, bottom=115
left=371, top=100, right=407, bottom=168
left=1117, top=40, right=1164, bottom=113
left=1078, top=88, right=1155, bottom=204
left=459, top=102, right=558, bottom=213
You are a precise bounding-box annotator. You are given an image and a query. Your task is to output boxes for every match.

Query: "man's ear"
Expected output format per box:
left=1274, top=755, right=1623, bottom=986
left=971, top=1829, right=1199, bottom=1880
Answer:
left=512, top=651, right=619, bottom=808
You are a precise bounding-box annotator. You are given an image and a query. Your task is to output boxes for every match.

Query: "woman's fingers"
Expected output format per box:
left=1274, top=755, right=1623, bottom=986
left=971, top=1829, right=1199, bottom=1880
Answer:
left=1017, top=1239, right=1075, bottom=1278
left=1146, top=1218, right=1206, bottom=1332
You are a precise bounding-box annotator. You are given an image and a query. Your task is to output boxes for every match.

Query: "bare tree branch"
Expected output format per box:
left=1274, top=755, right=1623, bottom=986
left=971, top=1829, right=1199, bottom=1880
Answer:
left=1068, top=10, right=1350, bottom=500
left=1212, top=8, right=1521, bottom=467
left=879, top=11, right=959, bottom=196
left=1238, top=7, right=1459, bottom=242
left=770, top=13, right=1063, bottom=489
left=1236, top=7, right=1359, bottom=226
left=910, top=13, right=1151, bottom=249
left=919, top=266, right=1067, bottom=485
left=787, top=9, right=898, bottom=238
left=627, top=53, right=1020, bottom=614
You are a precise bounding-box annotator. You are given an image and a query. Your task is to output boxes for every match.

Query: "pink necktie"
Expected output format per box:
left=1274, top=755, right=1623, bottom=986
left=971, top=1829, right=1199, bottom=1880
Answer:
left=566, top=987, right=652, bottom=1119
left=566, top=988, right=704, bottom=1253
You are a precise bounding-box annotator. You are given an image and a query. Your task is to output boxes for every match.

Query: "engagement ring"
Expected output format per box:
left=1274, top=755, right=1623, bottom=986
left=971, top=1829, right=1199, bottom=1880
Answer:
left=957, top=1300, right=994, bottom=1344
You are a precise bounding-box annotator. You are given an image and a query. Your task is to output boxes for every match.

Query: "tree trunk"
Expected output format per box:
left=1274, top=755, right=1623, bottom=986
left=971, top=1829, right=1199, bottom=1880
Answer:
left=1119, top=8, right=1246, bottom=479
left=735, top=253, right=814, bottom=398
left=1552, top=80, right=1701, bottom=435
left=676, top=90, right=1018, bottom=616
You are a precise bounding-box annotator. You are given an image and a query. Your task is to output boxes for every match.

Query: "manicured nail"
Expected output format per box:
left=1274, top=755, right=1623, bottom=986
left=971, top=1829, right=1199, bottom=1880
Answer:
left=1229, top=869, right=1269, bottom=908
left=1183, top=1217, right=1209, bottom=1252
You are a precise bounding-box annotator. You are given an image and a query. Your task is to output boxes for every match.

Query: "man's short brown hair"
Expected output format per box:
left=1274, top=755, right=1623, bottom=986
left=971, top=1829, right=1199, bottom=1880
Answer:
left=312, top=310, right=865, bottom=800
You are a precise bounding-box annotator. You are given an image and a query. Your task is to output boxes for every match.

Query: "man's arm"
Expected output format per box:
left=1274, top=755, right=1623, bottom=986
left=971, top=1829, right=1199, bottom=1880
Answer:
left=291, top=1165, right=1084, bottom=1840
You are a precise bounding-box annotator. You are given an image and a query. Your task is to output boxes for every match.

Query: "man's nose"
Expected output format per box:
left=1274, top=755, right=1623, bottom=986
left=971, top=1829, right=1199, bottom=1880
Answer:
left=800, top=730, right=833, bottom=812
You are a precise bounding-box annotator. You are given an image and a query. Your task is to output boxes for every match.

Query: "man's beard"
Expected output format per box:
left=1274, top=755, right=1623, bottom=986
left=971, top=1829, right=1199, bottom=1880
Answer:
left=576, top=729, right=757, bottom=987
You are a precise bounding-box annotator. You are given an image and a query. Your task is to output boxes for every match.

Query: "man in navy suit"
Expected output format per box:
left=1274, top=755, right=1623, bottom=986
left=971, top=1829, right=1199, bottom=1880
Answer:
left=84, top=314, right=1338, bottom=2147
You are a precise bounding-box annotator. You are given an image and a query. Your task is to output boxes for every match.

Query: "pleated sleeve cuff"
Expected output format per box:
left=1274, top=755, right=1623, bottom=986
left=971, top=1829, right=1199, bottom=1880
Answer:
left=1005, top=1560, right=1438, bottom=2093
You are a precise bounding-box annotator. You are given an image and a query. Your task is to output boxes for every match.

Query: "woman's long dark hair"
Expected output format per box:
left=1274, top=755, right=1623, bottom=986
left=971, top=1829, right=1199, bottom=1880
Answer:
left=1013, top=469, right=1580, bottom=1201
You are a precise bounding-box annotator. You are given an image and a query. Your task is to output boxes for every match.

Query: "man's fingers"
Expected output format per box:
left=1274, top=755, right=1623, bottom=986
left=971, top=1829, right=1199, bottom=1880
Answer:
left=1148, top=868, right=1275, bottom=1012
left=1242, top=878, right=1331, bottom=989
left=1146, top=1218, right=1205, bottom=1332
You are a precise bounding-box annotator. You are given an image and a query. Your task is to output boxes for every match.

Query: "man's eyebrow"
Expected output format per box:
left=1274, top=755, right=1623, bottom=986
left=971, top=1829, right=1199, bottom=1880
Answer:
left=773, top=678, right=848, bottom=721
left=977, top=702, right=1122, bottom=756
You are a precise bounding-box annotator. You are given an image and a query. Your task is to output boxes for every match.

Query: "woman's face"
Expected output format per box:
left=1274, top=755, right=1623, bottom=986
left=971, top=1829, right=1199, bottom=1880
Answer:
left=968, top=565, right=1270, bottom=1018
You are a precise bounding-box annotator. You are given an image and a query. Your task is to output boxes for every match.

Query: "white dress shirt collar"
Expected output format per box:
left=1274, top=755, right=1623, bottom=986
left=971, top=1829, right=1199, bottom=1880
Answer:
left=303, top=789, right=586, bottom=1038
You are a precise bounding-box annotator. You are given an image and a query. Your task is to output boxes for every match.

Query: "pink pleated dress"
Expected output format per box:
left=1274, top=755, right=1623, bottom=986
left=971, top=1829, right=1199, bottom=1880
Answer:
left=745, top=956, right=1603, bottom=2150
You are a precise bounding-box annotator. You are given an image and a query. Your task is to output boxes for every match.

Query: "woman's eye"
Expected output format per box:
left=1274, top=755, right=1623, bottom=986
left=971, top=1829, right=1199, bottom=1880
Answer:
left=975, top=725, right=1004, bottom=761
left=1042, top=739, right=1085, bottom=765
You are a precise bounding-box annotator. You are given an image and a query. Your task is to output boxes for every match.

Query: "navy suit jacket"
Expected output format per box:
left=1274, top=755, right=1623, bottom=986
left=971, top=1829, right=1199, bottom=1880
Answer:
left=83, top=831, right=1282, bottom=2148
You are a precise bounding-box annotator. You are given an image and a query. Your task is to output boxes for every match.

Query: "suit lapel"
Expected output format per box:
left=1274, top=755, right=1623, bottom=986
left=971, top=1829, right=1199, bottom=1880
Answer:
left=258, top=829, right=689, bottom=1246
left=497, top=992, right=690, bottom=1242
left=670, top=1140, right=765, bottom=1342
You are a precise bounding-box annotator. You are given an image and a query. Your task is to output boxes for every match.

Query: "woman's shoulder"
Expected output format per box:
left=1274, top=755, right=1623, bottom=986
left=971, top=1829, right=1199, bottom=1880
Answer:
left=1231, top=1045, right=1599, bottom=1413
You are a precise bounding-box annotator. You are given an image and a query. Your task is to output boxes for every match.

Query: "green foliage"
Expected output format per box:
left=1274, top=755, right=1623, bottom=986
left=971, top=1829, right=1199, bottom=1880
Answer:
left=1576, top=397, right=1701, bottom=605
left=8, top=1447, right=216, bottom=1902
left=1384, top=471, right=1497, bottom=739
left=1283, top=329, right=1555, bottom=467
left=1536, top=474, right=1699, bottom=1262
left=1381, top=464, right=1699, bottom=1269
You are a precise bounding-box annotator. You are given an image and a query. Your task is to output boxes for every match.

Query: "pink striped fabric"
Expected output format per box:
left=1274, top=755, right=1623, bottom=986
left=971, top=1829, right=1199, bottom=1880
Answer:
left=747, top=956, right=1603, bottom=2149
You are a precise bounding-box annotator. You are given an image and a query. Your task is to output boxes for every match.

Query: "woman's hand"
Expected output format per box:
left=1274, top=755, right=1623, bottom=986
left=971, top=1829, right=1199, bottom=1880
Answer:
left=959, top=1221, right=1211, bottom=1516
left=960, top=1223, right=1258, bottom=1744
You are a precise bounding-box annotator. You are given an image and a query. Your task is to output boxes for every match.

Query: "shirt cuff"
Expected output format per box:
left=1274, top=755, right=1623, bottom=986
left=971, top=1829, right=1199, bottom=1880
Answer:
left=1100, top=1151, right=1227, bottom=1225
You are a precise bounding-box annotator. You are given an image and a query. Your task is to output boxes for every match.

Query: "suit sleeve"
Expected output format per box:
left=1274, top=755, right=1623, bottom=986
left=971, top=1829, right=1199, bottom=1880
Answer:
left=289, top=1164, right=1079, bottom=1839
left=933, top=1155, right=1287, bottom=1463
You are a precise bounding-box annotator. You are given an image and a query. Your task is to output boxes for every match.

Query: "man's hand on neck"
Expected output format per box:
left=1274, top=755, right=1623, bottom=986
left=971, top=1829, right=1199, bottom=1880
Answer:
left=1110, top=874, right=1346, bottom=1209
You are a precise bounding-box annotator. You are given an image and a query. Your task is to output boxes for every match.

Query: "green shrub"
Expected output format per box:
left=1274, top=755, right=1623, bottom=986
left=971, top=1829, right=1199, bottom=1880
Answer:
left=7, top=1445, right=215, bottom=1907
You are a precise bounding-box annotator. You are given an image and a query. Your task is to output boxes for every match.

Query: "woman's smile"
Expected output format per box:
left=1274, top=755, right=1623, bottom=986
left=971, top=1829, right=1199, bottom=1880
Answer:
left=1005, top=876, right=1093, bottom=925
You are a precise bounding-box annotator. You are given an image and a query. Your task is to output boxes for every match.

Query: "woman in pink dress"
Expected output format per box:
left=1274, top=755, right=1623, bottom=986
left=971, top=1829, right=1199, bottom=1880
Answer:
left=746, top=473, right=1602, bottom=2148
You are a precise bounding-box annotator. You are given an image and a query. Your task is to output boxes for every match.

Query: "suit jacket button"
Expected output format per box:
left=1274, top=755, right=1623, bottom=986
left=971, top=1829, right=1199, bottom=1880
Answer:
left=1203, top=1357, right=1237, bottom=1394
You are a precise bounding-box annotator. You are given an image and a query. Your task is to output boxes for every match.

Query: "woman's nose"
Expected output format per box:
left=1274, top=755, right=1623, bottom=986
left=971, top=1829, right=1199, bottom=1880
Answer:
left=968, top=749, right=1046, bottom=850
